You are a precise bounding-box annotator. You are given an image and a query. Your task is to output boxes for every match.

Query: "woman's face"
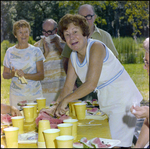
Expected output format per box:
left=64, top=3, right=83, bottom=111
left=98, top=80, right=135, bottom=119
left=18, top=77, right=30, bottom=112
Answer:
left=63, top=23, right=87, bottom=52
left=143, top=51, right=149, bottom=75
left=15, top=27, right=30, bottom=44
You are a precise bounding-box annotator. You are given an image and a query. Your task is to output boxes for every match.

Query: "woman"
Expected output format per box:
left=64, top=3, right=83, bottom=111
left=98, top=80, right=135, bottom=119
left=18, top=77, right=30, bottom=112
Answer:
left=3, top=20, right=45, bottom=109
left=130, top=37, right=149, bottom=148
left=41, top=14, right=143, bottom=147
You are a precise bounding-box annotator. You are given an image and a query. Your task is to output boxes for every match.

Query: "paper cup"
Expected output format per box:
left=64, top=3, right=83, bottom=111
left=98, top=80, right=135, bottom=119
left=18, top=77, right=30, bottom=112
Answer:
left=43, top=129, right=60, bottom=148
left=22, top=106, right=34, bottom=122
left=26, top=103, right=37, bottom=119
left=69, top=100, right=81, bottom=116
left=4, top=127, right=19, bottom=148
left=57, top=123, right=73, bottom=136
left=38, top=120, right=50, bottom=148
left=56, top=135, right=74, bottom=148
left=36, top=97, right=46, bottom=111
left=74, top=103, right=87, bottom=120
left=63, top=119, right=78, bottom=140
left=11, top=116, right=24, bottom=134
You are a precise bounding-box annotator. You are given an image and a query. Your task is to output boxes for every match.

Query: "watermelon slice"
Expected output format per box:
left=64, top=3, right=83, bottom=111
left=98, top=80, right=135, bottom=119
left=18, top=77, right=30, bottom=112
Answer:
left=90, top=137, right=111, bottom=148
left=1, top=114, right=12, bottom=125
left=73, top=142, right=83, bottom=148
left=87, top=108, right=98, bottom=115
left=50, top=101, right=57, bottom=107
left=86, top=100, right=93, bottom=105
left=80, top=137, right=94, bottom=148
left=92, top=99, right=97, bottom=102
left=80, top=137, right=88, bottom=143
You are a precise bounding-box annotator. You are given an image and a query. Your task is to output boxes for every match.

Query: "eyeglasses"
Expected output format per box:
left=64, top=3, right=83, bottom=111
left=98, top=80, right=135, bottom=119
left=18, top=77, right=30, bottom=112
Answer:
left=83, top=14, right=95, bottom=20
left=143, top=57, right=149, bottom=65
left=42, top=28, right=56, bottom=35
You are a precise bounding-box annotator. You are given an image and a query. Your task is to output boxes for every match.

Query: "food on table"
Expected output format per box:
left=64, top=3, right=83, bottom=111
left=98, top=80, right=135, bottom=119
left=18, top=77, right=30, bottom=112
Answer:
left=50, top=101, right=57, bottom=107
left=86, top=100, right=93, bottom=105
left=1, top=114, right=12, bottom=125
left=35, top=111, right=71, bottom=128
left=80, top=137, right=94, bottom=148
left=90, top=137, right=111, bottom=148
left=87, top=108, right=98, bottom=115
left=17, top=100, right=27, bottom=110
left=73, top=142, right=84, bottom=148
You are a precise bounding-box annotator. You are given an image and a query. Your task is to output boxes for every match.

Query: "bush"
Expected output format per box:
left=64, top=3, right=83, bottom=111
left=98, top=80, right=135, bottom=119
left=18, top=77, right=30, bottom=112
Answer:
left=1, top=40, right=15, bottom=66
left=113, top=37, right=145, bottom=64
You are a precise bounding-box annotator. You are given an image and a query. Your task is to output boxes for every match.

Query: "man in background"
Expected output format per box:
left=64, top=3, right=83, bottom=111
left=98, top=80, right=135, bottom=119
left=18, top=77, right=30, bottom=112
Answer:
left=34, top=19, right=66, bottom=106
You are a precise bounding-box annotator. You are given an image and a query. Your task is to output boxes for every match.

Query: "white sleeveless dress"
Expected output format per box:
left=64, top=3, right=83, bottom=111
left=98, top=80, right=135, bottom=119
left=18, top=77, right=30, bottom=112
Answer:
left=70, top=38, right=143, bottom=147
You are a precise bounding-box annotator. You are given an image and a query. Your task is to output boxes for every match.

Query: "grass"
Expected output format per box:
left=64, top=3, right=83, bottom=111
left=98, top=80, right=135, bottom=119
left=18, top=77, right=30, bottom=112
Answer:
left=1, top=64, right=149, bottom=105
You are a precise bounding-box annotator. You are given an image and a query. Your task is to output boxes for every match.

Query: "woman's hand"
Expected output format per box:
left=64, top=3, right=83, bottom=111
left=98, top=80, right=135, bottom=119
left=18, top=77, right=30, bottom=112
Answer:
left=16, top=69, right=25, bottom=78
left=130, top=105, right=149, bottom=119
left=40, top=104, right=58, bottom=116
left=10, top=106, right=22, bottom=116
left=55, top=100, right=69, bottom=117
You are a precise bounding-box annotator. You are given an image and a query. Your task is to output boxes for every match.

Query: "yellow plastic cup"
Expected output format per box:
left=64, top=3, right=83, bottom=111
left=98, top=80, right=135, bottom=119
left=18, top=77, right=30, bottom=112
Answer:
left=74, top=103, right=87, bottom=120
left=36, top=97, right=46, bottom=111
left=69, top=100, right=81, bottom=116
left=43, top=129, right=60, bottom=148
left=57, top=123, right=73, bottom=136
left=22, top=106, right=34, bottom=122
left=4, top=127, right=19, bottom=148
left=26, top=103, right=37, bottom=119
left=56, top=135, right=74, bottom=148
left=63, top=119, right=78, bottom=140
left=38, top=120, right=50, bottom=148
left=11, top=116, right=24, bottom=134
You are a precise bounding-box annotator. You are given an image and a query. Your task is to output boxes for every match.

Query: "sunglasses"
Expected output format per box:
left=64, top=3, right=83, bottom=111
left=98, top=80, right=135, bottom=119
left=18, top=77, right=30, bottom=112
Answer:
left=42, top=28, right=56, bottom=35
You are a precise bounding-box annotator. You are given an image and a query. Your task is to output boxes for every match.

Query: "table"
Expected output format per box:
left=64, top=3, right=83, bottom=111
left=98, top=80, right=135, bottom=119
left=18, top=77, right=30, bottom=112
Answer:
left=1, top=113, right=111, bottom=148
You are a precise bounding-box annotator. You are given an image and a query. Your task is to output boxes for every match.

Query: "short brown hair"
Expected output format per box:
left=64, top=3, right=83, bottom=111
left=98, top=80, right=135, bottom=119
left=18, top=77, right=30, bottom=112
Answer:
left=13, top=20, right=31, bottom=36
left=58, top=14, right=90, bottom=41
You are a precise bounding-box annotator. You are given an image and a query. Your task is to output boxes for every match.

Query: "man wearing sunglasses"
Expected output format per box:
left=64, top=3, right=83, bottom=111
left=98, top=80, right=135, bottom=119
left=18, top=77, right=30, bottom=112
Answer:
left=34, top=19, right=66, bottom=106
left=61, top=4, right=118, bottom=101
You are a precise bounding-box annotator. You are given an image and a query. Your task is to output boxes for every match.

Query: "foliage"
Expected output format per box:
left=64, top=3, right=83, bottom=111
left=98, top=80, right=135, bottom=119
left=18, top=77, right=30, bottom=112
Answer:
left=113, top=37, right=145, bottom=64
left=1, top=40, right=15, bottom=66
left=124, top=1, right=149, bottom=38
left=1, top=1, right=149, bottom=43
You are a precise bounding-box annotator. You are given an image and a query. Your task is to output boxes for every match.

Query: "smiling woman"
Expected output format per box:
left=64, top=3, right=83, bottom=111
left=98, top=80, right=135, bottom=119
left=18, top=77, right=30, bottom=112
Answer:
left=2, top=20, right=45, bottom=109
left=41, top=14, right=143, bottom=148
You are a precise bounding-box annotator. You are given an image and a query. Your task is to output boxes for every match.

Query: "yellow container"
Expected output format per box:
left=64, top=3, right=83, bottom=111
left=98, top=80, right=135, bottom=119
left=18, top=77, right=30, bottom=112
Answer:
left=63, top=119, right=78, bottom=140
left=56, top=135, right=74, bottom=148
left=74, top=103, right=86, bottom=120
left=11, top=116, right=24, bottom=134
left=69, top=100, right=81, bottom=116
left=43, top=129, right=60, bottom=148
left=36, top=97, right=46, bottom=111
left=4, top=127, right=19, bottom=148
left=22, top=106, right=34, bottom=122
left=38, top=120, right=50, bottom=148
left=26, top=103, right=37, bottom=119
left=57, top=123, right=73, bottom=136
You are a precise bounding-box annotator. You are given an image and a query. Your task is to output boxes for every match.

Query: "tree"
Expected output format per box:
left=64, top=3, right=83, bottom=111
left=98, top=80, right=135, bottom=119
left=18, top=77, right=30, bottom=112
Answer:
left=124, top=1, right=149, bottom=41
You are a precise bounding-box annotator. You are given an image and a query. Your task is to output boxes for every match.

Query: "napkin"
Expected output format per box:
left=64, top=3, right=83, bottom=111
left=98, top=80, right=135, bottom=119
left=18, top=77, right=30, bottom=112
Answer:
left=15, top=72, right=27, bottom=84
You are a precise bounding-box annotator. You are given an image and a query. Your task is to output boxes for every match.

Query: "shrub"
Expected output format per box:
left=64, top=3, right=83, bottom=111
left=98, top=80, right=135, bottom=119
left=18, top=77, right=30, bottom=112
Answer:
left=113, top=37, right=145, bottom=64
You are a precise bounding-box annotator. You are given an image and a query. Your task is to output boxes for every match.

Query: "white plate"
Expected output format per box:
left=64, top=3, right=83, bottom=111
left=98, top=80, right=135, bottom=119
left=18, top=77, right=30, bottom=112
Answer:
left=18, top=140, right=37, bottom=144
left=18, top=132, right=38, bottom=144
left=87, top=138, right=121, bottom=148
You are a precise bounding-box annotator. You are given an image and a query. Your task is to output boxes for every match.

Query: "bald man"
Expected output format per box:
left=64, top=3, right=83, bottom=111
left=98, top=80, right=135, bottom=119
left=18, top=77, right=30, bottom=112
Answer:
left=34, top=19, right=66, bottom=106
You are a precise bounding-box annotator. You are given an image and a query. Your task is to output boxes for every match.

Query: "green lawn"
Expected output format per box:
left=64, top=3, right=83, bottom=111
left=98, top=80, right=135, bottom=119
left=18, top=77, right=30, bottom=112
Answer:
left=1, top=64, right=149, bottom=105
